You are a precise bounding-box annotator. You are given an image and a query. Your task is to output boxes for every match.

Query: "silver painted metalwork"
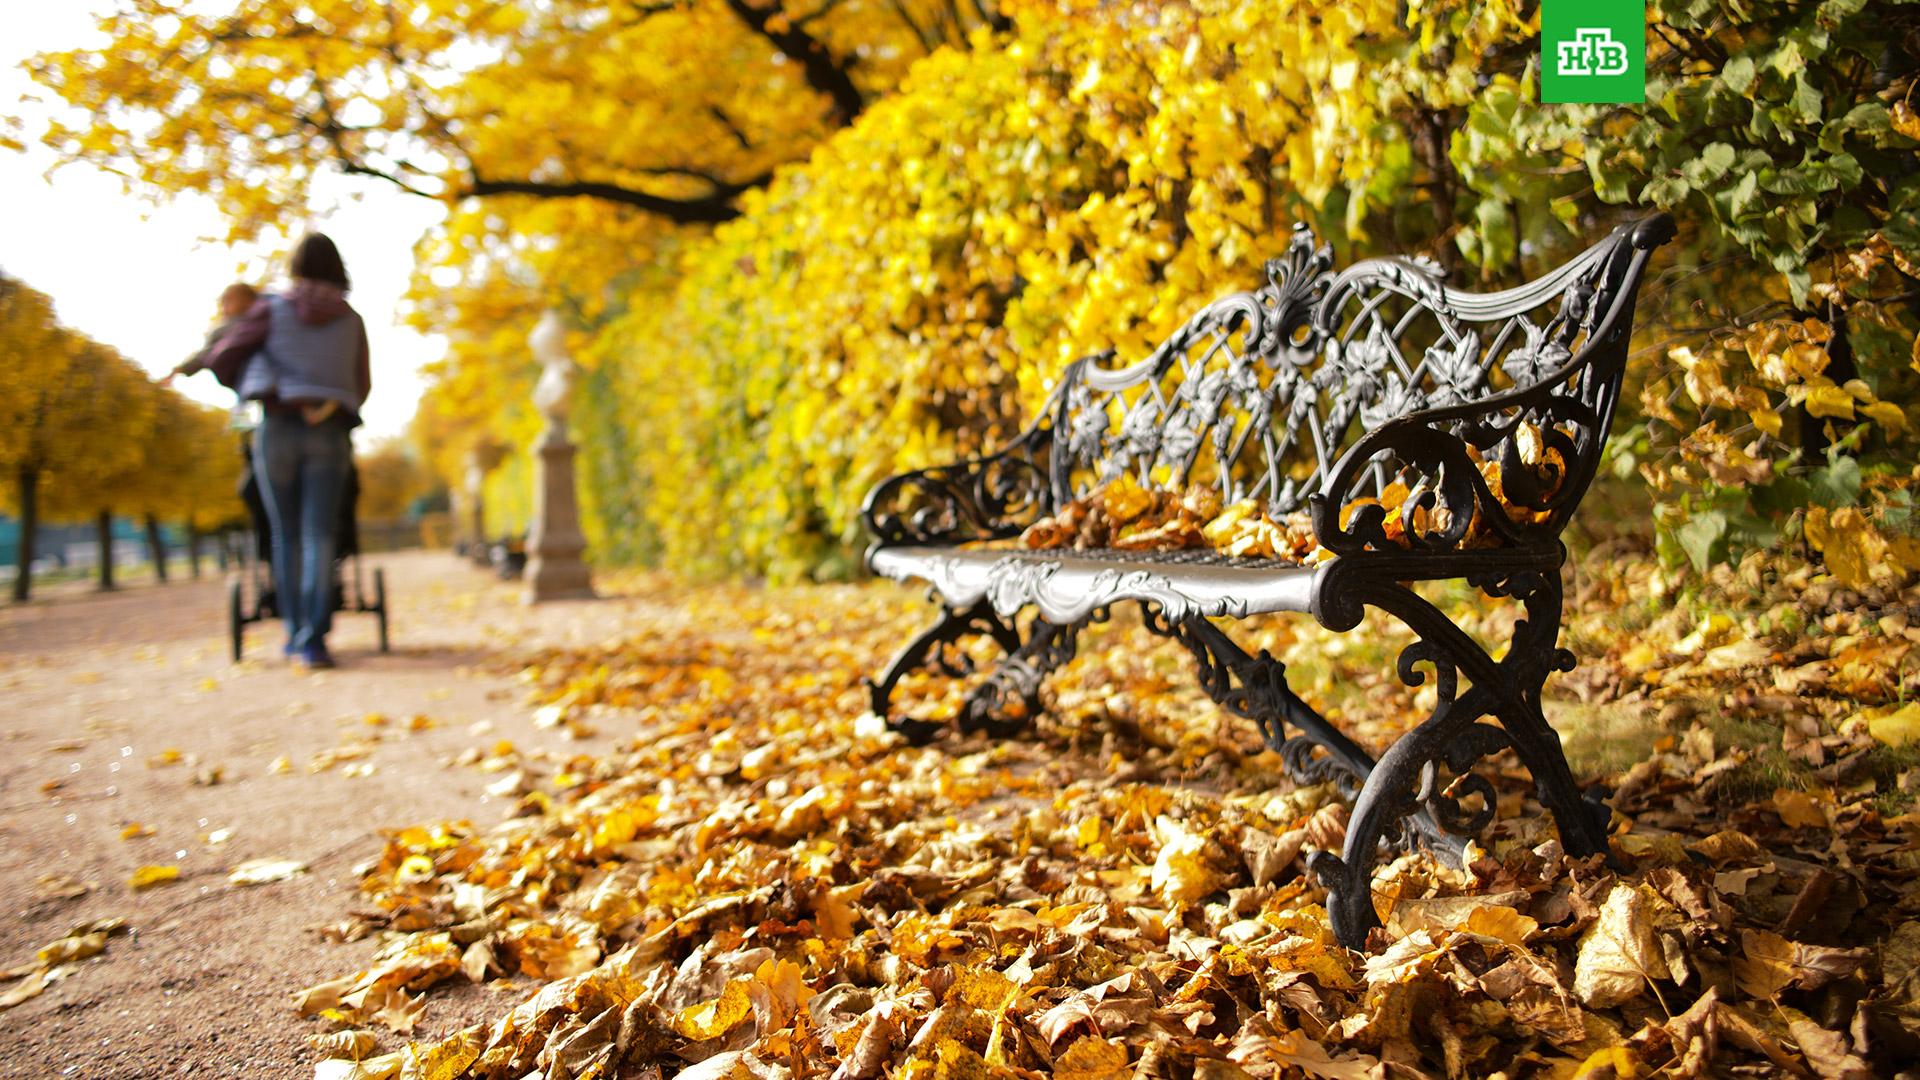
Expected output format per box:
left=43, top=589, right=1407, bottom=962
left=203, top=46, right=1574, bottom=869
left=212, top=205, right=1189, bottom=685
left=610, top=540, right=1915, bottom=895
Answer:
left=861, top=214, right=1675, bottom=949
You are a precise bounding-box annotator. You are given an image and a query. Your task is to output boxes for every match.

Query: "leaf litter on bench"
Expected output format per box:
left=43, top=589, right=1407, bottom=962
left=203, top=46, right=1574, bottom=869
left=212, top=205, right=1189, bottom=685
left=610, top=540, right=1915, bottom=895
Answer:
left=1007, top=431, right=1570, bottom=563
left=298, top=568, right=1920, bottom=1078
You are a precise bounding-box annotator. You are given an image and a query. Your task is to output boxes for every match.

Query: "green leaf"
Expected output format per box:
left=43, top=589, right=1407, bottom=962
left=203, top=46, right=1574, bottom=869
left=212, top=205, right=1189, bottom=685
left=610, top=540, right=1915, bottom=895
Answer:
left=1677, top=511, right=1729, bottom=573
left=1682, top=142, right=1737, bottom=186
left=1729, top=170, right=1761, bottom=217
left=1809, top=453, right=1863, bottom=508
left=1721, top=55, right=1757, bottom=95
left=1642, top=175, right=1692, bottom=207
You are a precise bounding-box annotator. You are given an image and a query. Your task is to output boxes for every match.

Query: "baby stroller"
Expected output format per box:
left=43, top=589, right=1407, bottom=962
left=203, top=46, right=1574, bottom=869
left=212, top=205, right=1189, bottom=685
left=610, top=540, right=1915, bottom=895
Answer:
left=228, top=437, right=390, bottom=662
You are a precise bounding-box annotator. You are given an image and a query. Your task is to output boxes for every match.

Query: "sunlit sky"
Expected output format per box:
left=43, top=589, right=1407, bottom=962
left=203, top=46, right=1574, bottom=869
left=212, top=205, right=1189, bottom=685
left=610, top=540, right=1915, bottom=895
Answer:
left=0, top=3, right=449, bottom=438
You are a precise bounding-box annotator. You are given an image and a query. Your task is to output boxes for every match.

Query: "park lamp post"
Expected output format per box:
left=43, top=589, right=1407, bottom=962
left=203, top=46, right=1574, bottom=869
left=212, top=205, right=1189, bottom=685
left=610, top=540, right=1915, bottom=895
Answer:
left=523, top=311, right=595, bottom=604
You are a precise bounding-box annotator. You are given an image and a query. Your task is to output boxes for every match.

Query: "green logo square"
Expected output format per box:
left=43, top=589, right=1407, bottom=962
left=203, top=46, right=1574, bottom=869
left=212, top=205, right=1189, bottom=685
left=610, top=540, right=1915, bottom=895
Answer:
left=1541, top=0, right=1646, bottom=104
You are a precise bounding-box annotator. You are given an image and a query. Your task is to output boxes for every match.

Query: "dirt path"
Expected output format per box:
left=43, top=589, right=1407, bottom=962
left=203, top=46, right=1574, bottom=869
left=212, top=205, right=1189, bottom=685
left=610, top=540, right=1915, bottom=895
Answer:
left=0, top=551, right=648, bottom=1077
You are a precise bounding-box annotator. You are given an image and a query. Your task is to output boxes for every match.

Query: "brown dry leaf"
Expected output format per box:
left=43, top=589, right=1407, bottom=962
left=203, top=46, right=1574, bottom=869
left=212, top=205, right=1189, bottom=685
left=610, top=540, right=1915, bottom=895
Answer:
left=34, top=875, right=89, bottom=900
left=1573, top=883, right=1673, bottom=1007
left=1881, top=921, right=1920, bottom=1035
left=307, top=1029, right=379, bottom=1060
left=1733, top=930, right=1867, bottom=999
left=1784, top=1013, right=1871, bottom=1079
left=1265, top=1030, right=1379, bottom=1079
left=295, top=972, right=362, bottom=1016
left=0, top=969, right=50, bottom=1011
left=371, top=985, right=428, bottom=1034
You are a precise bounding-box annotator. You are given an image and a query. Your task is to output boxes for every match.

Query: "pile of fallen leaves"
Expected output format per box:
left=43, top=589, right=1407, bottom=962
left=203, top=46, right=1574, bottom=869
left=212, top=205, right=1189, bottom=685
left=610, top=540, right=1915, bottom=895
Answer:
left=297, top=562, right=1920, bottom=1078
left=1017, top=477, right=1323, bottom=562
left=1016, top=430, right=1570, bottom=562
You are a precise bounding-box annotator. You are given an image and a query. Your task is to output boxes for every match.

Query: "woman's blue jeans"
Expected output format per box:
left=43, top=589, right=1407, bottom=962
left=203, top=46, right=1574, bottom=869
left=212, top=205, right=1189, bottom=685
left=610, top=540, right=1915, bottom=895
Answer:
left=253, top=413, right=352, bottom=653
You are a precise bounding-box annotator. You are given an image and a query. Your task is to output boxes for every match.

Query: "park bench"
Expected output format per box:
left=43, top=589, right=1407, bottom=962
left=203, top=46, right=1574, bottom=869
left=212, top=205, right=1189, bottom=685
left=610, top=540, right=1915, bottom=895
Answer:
left=861, top=214, right=1674, bottom=947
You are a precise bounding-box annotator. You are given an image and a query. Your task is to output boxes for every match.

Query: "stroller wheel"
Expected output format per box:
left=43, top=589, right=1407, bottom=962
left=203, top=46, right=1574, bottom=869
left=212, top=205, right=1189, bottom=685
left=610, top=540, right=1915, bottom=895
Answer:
left=228, top=579, right=245, bottom=663
left=374, top=568, right=389, bottom=654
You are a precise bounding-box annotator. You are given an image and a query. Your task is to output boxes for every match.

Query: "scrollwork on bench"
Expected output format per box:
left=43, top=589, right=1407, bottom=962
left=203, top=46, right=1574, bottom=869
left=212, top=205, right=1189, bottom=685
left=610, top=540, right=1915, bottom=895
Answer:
left=862, top=214, right=1674, bottom=949
left=862, top=431, right=1053, bottom=546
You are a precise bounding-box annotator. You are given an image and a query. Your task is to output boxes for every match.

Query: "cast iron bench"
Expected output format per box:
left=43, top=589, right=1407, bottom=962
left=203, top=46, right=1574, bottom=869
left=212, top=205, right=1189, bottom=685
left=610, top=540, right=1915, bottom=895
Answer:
left=860, top=215, right=1673, bottom=947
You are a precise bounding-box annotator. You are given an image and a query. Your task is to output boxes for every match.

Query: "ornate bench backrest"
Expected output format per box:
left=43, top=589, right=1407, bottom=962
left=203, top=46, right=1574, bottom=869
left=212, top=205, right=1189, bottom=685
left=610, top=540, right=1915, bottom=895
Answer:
left=1044, top=215, right=1673, bottom=552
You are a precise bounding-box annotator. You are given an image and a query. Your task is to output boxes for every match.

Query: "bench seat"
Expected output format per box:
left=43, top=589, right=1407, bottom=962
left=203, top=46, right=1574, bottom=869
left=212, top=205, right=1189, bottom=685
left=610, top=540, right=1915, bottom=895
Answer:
left=870, top=544, right=1318, bottom=623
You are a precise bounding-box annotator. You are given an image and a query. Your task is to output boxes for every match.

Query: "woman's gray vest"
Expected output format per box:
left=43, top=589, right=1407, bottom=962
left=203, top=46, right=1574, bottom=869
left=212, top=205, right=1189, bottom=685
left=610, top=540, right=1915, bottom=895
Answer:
left=236, top=296, right=365, bottom=412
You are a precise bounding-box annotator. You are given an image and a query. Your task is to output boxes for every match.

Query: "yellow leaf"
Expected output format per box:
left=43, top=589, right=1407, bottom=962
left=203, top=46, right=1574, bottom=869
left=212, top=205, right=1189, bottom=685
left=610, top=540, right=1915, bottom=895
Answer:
left=399, top=1025, right=485, bottom=1080
left=1867, top=703, right=1920, bottom=747
left=1462, top=904, right=1539, bottom=946
left=129, top=865, right=180, bottom=891
left=1862, top=400, right=1906, bottom=433
left=1771, top=788, right=1830, bottom=829
left=671, top=977, right=754, bottom=1040
left=1894, top=100, right=1920, bottom=141
left=1573, top=1046, right=1638, bottom=1079
left=395, top=855, right=435, bottom=886
left=1748, top=403, right=1783, bottom=438
left=120, top=823, right=154, bottom=840
left=1804, top=506, right=1885, bottom=589
left=1054, top=1036, right=1130, bottom=1080
left=37, top=930, right=108, bottom=966
left=1803, top=382, right=1856, bottom=420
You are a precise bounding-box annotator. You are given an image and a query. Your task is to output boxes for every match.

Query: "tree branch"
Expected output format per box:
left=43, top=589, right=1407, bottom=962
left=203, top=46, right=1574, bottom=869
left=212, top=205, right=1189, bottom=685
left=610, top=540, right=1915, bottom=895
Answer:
left=464, top=172, right=769, bottom=222
left=720, top=0, right=865, bottom=123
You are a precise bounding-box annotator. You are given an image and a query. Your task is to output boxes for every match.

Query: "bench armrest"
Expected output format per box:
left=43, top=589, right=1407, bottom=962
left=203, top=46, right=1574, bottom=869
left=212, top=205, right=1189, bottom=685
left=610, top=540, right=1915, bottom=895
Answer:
left=1306, top=389, right=1575, bottom=557
left=862, top=424, right=1055, bottom=547
left=1309, top=215, right=1667, bottom=558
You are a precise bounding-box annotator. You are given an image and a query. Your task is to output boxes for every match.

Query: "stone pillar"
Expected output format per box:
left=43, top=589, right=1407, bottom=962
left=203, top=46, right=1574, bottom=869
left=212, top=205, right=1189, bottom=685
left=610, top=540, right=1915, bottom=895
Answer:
left=523, top=311, right=594, bottom=603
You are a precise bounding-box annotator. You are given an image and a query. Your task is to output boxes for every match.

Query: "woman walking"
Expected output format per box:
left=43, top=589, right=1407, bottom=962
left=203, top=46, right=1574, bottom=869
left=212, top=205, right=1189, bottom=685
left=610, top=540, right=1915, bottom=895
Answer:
left=205, top=234, right=371, bottom=668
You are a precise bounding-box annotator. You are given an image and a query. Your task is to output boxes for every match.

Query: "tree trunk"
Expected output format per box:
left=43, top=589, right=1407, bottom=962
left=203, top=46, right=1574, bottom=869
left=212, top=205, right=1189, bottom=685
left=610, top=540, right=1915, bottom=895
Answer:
left=187, top=527, right=202, bottom=578
left=145, top=516, right=168, bottom=583
left=12, top=467, right=37, bottom=603
left=96, top=511, right=115, bottom=591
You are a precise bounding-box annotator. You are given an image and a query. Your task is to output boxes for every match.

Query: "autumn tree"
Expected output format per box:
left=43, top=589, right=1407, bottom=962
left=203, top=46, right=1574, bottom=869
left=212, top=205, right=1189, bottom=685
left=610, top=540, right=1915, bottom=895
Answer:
left=34, top=342, right=158, bottom=591
left=356, top=438, right=438, bottom=523
left=1, top=275, right=90, bottom=600
left=23, top=0, right=1007, bottom=240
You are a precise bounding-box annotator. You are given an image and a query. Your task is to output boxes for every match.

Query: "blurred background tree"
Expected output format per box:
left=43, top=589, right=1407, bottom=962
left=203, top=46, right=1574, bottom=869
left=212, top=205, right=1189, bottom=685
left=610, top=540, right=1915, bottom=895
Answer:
left=20, top=0, right=1920, bottom=586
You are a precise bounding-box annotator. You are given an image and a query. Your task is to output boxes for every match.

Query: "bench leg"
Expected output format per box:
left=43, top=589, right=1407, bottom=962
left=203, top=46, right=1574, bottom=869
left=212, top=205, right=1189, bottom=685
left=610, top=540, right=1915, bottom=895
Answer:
left=1305, top=565, right=1609, bottom=948
left=1139, top=607, right=1377, bottom=796
left=865, top=597, right=1023, bottom=743
left=956, top=616, right=1087, bottom=738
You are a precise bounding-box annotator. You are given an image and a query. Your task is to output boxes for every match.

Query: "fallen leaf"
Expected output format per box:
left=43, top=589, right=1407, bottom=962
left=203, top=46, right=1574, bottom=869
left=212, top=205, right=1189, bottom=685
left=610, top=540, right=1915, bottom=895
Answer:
left=307, top=1029, right=379, bottom=1060
left=1574, top=883, right=1673, bottom=1007
left=129, top=865, right=180, bottom=891
left=1868, top=703, right=1920, bottom=747
left=1054, top=1035, right=1130, bottom=1080
left=229, top=858, right=307, bottom=886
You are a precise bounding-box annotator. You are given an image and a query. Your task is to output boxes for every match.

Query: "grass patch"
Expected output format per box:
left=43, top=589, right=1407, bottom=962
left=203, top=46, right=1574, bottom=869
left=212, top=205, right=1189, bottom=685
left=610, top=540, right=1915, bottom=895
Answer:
left=1553, top=699, right=1669, bottom=779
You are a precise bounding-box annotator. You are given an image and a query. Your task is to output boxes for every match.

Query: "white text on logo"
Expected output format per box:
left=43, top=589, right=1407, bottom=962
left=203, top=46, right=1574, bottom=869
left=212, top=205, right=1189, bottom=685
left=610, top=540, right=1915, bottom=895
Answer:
left=1556, top=28, right=1630, bottom=77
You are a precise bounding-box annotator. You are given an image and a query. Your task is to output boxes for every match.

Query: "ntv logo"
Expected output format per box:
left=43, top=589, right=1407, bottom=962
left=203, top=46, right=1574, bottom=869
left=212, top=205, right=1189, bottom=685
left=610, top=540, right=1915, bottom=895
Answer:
left=1556, top=28, right=1631, bottom=77
left=1540, top=0, right=1644, bottom=105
